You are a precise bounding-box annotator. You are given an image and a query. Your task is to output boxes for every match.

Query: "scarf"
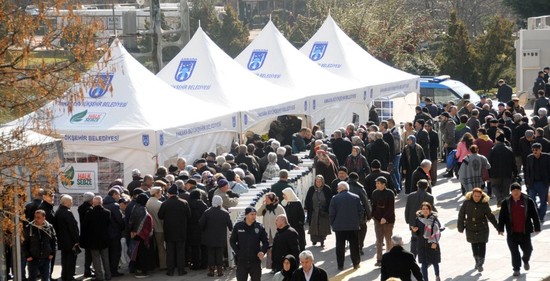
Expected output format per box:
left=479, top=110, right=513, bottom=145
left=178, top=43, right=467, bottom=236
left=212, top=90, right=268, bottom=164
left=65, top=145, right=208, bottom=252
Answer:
left=131, top=213, right=153, bottom=261
left=456, top=123, right=466, bottom=131
left=418, top=214, right=441, bottom=244
left=265, top=202, right=279, bottom=215
left=477, top=133, right=490, bottom=141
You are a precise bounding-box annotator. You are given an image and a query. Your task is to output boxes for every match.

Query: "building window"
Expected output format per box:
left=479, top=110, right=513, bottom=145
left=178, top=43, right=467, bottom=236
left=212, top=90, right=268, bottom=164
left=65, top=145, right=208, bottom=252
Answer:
left=374, top=100, right=393, bottom=121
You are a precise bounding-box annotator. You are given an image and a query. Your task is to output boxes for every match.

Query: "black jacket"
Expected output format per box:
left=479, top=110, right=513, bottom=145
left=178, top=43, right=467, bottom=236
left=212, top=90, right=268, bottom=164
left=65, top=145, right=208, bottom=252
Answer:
left=199, top=206, right=233, bottom=247
left=54, top=205, right=79, bottom=251
left=488, top=142, right=517, bottom=178
left=103, top=196, right=124, bottom=239
left=81, top=205, right=111, bottom=250
left=304, top=185, right=332, bottom=224
left=38, top=201, right=55, bottom=224
left=77, top=201, right=93, bottom=225
left=533, top=136, right=550, bottom=153
left=23, top=221, right=56, bottom=259
left=158, top=196, right=191, bottom=242
left=415, top=129, right=431, bottom=161
left=290, top=265, right=328, bottom=281
left=498, top=194, right=541, bottom=234
left=271, top=225, right=300, bottom=271
left=187, top=199, right=208, bottom=245
left=410, top=167, right=432, bottom=194
left=381, top=245, right=422, bottom=281
left=366, top=139, right=391, bottom=171
left=24, top=199, right=42, bottom=223
left=524, top=152, right=550, bottom=187
left=332, top=138, right=353, bottom=167
left=283, top=201, right=305, bottom=232
left=230, top=220, right=269, bottom=264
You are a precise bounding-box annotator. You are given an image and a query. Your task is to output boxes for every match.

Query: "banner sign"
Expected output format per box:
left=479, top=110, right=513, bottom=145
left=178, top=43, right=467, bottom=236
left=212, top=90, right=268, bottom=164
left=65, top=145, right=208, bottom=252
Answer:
left=58, top=163, right=99, bottom=193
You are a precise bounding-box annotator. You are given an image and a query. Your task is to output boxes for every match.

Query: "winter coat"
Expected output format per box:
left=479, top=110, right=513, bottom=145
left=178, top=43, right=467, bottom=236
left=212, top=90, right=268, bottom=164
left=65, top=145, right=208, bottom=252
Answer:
left=81, top=205, right=111, bottom=250
left=38, top=201, right=55, bottom=224
left=229, top=220, right=269, bottom=264
left=524, top=152, right=550, bottom=188
left=304, top=184, right=332, bottom=223
left=371, top=188, right=396, bottom=223
left=440, top=119, right=456, bottom=148
left=329, top=190, right=364, bottom=231
left=257, top=203, right=286, bottom=239
left=366, top=139, right=391, bottom=171
left=415, top=129, right=431, bottom=161
left=332, top=137, right=353, bottom=166
left=380, top=246, right=423, bottom=281
left=54, top=205, right=79, bottom=251
left=498, top=193, right=541, bottom=234
left=458, top=153, right=490, bottom=191
left=157, top=196, right=191, bottom=242
left=23, top=221, right=56, bottom=259
left=404, top=188, right=436, bottom=227
left=290, top=266, right=328, bottom=281
left=413, top=212, right=441, bottom=265
left=271, top=225, right=300, bottom=271
left=103, top=195, right=124, bottom=239
left=410, top=167, right=432, bottom=194
left=77, top=201, right=93, bottom=226
left=187, top=199, right=208, bottom=245
left=488, top=142, right=517, bottom=179
left=457, top=191, right=498, bottom=244
left=199, top=206, right=233, bottom=247
left=348, top=180, right=372, bottom=223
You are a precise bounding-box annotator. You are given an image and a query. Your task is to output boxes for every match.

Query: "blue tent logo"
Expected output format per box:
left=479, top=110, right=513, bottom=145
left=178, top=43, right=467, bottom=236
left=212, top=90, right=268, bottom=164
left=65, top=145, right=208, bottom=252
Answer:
left=159, top=133, right=164, bottom=146
left=247, top=50, right=268, bottom=70
left=304, top=100, right=308, bottom=111
left=309, top=42, right=328, bottom=61
left=244, top=114, right=248, bottom=125
left=142, top=134, right=150, bottom=146
left=175, top=59, right=197, bottom=82
left=313, top=99, right=317, bottom=110
left=232, top=116, right=236, bottom=128
left=88, top=74, right=114, bottom=98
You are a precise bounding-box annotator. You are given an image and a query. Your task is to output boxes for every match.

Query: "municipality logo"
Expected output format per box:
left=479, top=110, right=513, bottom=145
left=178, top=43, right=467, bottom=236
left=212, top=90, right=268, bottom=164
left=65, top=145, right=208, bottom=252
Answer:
left=159, top=133, right=164, bottom=146
left=309, top=42, right=328, bottom=61
left=70, top=110, right=106, bottom=124
left=142, top=134, right=150, bottom=146
left=88, top=73, right=114, bottom=98
left=175, top=59, right=197, bottom=82
left=247, top=50, right=268, bottom=70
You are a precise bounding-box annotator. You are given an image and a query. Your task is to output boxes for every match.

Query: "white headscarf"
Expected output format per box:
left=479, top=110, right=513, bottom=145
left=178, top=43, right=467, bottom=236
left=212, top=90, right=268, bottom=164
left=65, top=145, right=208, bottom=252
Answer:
left=212, top=195, right=223, bottom=208
left=282, top=187, right=300, bottom=206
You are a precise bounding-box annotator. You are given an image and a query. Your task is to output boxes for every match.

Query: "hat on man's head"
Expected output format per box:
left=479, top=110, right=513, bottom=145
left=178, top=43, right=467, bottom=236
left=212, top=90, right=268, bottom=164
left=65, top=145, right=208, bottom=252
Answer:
left=132, top=188, right=144, bottom=197
left=337, top=166, right=348, bottom=173
left=375, top=176, right=387, bottom=184
left=531, top=142, right=542, bottom=149
left=510, top=182, right=522, bottom=191
left=440, top=112, right=450, bottom=118
left=245, top=206, right=257, bottom=215
left=496, top=134, right=505, bottom=142
left=498, top=102, right=506, bottom=107
left=480, top=94, right=487, bottom=99
left=195, top=158, right=207, bottom=165
left=489, top=118, right=498, bottom=123
left=371, top=159, right=381, bottom=169
left=349, top=172, right=359, bottom=180
left=186, top=179, right=197, bottom=185
left=225, top=154, right=235, bottom=162
left=168, top=164, right=178, bottom=173
left=217, top=178, right=228, bottom=188
left=168, top=184, right=178, bottom=195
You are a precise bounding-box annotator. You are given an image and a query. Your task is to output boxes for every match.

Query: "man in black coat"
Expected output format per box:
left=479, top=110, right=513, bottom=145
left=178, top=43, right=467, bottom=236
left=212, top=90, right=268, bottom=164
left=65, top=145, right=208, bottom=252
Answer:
left=523, top=143, right=550, bottom=222
left=365, top=160, right=396, bottom=199
left=235, top=144, right=261, bottom=183
left=81, top=196, right=112, bottom=281
left=497, top=79, right=513, bottom=102
left=54, top=195, right=80, bottom=281
left=410, top=160, right=432, bottom=194
left=158, top=185, right=191, bottom=276
left=77, top=192, right=95, bottom=277
left=271, top=215, right=300, bottom=273
left=404, top=180, right=436, bottom=258
left=38, top=189, right=56, bottom=280
left=488, top=135, right=518, bottom=206
left=366, top=132, right=391, bottom=171
left=23, top=209, right=57, bottom=281
left=291, top=250, right=328, bottom=281
left=381, top=235, right=423, bottom=281
left=331, top=130, right=353, bottom=167
left=103, top=188, right=125, bottom=276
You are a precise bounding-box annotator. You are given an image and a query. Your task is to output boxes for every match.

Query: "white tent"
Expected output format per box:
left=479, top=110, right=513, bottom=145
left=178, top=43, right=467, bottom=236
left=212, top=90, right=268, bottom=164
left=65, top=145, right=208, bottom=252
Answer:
left=9, top=41, right=236, bottom=184
left=157, top=27, right=305, bottom=134
left=300, top=15, right=420, bottom=122
left=235, top=21, right=372, bottom=134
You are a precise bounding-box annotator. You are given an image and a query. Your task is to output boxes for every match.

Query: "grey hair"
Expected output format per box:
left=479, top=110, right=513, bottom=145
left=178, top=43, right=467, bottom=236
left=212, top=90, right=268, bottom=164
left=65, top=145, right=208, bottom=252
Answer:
left=338, top=181, right=349, bottom=191
left=333, top=130, right=342, bottom=138
left=276, top=147, right=286, bottom=156
left=320, top=144, right=328, bottom=151
left=315, top=130, right=324, bottom=139
left=60, top=195, right=72, bottom=206
left=279, top=169, right=289, bottom=179
left=374, top=132, right=383, bottom=140
left=267, top=152, right=277, bottom=163
left=391, top=235, right=404, bottom=246
left=216, top=156, right=226, bottom=165
left=166, top=174, right=175, bottom=183
left=150, top=186, right=162, bottom=196
left=175, top=180, right=185, bottom=189
left=299, top=250, right=314, bottom=261
left=276, top=214, right=288, bottom=224
left=539, top=108, right=547, bottom=116
left=92, top=196, right=103, bottom=205
left=271, top=140, right=281, bottom=150
left=420, top=159, right=432, bottom=168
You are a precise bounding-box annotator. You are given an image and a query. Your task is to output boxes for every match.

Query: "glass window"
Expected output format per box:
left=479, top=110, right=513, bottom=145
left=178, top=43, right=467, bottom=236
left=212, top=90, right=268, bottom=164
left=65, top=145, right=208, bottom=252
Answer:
left=433, top=88, right=457, bottom=104
left=374, top=100, right=393, bottom=122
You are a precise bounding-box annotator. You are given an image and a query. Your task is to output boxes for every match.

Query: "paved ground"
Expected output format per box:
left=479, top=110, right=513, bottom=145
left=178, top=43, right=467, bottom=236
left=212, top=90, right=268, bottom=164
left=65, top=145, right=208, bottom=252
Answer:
left=47, top=163, right=550, bottom=281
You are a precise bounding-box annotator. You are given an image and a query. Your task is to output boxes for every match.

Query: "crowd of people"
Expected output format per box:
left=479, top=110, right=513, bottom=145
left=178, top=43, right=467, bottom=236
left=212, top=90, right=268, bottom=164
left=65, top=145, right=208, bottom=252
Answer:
left=10, top=80, right=550, bottom=281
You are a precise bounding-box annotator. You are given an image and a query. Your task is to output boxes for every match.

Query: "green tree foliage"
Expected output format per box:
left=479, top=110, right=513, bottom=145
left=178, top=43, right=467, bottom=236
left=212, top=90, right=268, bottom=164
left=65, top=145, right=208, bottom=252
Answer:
left=217, top=6, right=249, bottom=58
left=436, top=11, right=477, bottom=86
left=473, top=16, right=515, bottom=91
left=189, top=1, right=249, bottom=57
left=503, top=0, right=550, bottom=19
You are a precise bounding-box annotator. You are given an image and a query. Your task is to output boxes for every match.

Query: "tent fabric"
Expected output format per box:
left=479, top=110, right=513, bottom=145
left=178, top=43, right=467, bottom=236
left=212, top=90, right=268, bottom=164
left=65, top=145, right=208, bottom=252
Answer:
left=235, top=21, right=372, bottom=134
left=300, top=15, right=419, bottom=100
left=156, top=27, right=305, bottom=132
left=8, top=40, right=237, bottom=184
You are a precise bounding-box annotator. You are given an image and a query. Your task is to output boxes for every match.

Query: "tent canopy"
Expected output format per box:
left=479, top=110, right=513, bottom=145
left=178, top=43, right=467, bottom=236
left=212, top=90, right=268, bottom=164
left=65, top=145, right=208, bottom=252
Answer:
left=157, top=27, right=306, bottom=132
left=300, top=15, right=419, bottom=99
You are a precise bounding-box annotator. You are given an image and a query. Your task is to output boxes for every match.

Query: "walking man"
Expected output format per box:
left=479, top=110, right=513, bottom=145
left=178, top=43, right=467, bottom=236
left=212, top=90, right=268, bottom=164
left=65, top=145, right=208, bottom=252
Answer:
left=54, top=195, right=80, bottom=281
left=371, top=176, right=396, bottom=266
left=524, top=143, right=550, bottom=223
left=498, top=183, right=541, bottom=277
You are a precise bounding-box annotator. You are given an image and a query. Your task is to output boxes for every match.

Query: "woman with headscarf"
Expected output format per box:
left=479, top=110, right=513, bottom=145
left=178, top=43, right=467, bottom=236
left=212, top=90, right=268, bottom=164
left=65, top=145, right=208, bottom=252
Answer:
left=272, top=254, right=298, bottom=281
left=199, top=195, right=233, bottom=277
left=257, top=192, right=286, bottom=269
left=131, top=193, right=155, bottom=278
left=282, top=188, right=306, bottom=251
left=412, top=202, right=442, bottom=281
left=401, top=135, right=426, bottom=194
left=315, top=150, right=338, bottom=185
left=187, top=190, right=208, bottom=270
left=457, top=188, right=498, bottom=273
left=304, top=175, right=333, bottom=247
left=262, top=152, right=280, bottom=181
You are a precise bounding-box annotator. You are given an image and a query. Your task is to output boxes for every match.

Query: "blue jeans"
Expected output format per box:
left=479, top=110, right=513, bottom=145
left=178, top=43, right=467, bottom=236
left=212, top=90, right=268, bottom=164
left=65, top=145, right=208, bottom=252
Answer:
left=421, top=262, right=440, bottom=281
left=28, top=258, right=51, bottom=281
left=529, top=181, right=548, bottom=221
left=391, top=154, right=402, bottom=192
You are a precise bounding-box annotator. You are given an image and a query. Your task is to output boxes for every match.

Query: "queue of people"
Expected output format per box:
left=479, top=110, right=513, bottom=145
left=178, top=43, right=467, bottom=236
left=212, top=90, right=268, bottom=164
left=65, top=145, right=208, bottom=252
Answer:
left=10, top=97, right=549, bottom=281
